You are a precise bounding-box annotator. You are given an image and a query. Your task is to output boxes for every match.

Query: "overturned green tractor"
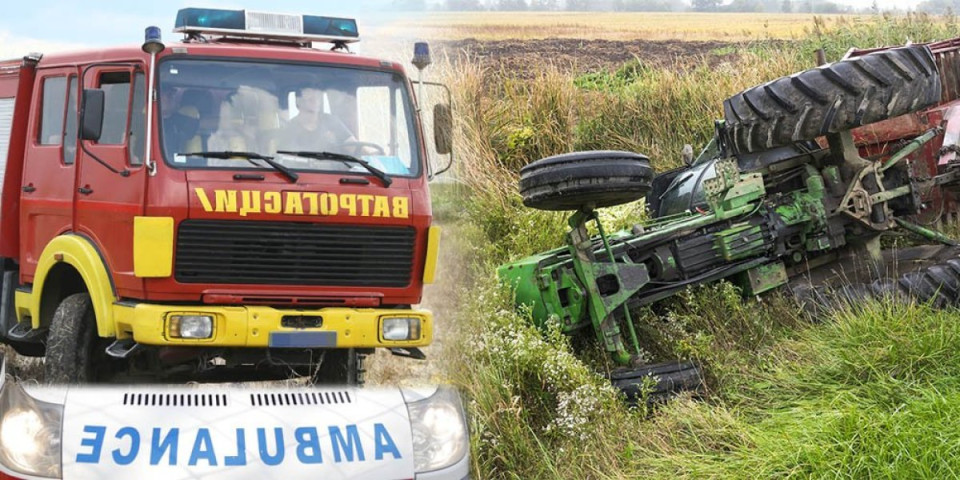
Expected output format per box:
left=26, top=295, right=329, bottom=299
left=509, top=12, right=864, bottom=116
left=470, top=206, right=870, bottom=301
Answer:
left=498, top=44, right=960, bottom=403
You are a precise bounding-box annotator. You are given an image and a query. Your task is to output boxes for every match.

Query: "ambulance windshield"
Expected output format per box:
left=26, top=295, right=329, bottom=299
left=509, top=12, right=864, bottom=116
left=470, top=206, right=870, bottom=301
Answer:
left=157, top=59, right=421, bottom=177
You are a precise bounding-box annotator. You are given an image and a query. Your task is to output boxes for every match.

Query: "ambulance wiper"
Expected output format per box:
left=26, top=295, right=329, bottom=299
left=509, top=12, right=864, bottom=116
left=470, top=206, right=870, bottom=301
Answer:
left=277, top=150, right=392, bottom=188
left=181, top=151, right=298, bottom=183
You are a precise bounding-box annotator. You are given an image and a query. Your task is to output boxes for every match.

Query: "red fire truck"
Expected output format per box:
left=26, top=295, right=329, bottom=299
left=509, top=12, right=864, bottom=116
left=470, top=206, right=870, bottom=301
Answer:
left=0, top=8, right=451, bottom=384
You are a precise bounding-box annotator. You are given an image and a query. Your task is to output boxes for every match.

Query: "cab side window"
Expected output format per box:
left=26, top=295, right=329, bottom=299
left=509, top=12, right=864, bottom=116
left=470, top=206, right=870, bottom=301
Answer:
left=38, top=76, right=67, bottom=145
left=128, top=72, right=146, bottom=165
left=98, top=72, right=131, bottom=145
left=63, top=76, right=78, bottom=164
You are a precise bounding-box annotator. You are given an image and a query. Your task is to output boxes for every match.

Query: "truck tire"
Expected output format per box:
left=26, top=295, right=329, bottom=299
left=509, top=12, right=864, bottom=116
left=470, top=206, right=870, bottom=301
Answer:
left=520, top=151, right=654, bottom=211
left=724, top=45, right=941, bottom=155
left=43, top=293, right=106, bottom=383
left=312, top=348, right=367, bottom=386
left=610, top=360, right=703, bottom=405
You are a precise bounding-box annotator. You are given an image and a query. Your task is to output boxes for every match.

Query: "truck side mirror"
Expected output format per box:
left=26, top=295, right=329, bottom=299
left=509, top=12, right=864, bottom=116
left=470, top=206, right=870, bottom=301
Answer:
left=434, top=103, right=452, bottom=155
left=80, top=89, right=105, bottom=142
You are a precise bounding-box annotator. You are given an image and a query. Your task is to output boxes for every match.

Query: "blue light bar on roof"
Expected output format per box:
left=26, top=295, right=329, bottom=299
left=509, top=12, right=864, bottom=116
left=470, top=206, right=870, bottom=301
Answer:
left=173, top=8, right=360, bottom=44
left=303, top=15, right=359, bottom=38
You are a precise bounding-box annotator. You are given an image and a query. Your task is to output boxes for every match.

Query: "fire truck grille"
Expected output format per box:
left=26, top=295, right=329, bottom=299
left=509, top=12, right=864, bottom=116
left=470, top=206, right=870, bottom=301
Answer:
left=175, top=220, right=416, bottom=287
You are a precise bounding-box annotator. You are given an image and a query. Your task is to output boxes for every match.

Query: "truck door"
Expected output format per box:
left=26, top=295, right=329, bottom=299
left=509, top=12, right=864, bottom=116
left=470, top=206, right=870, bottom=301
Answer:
left=19, top=68, right=80, bottom=282
left=75, top=66, right=147, bottom=298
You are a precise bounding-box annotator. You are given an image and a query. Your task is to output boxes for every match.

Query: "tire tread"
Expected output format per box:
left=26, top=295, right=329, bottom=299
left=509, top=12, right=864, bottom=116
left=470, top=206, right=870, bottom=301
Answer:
left=724, top=45, right=941, bottom=154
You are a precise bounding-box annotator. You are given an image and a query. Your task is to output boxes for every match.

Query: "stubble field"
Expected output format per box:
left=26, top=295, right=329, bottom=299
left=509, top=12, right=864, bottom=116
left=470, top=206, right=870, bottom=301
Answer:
left=390, top=11, right=848, bottom=41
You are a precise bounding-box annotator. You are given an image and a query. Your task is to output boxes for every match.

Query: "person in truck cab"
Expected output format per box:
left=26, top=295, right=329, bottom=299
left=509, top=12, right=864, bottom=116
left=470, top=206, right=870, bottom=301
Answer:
left=167, top=105, right=202, bottom=153
left=277, top=86, right=356, bottom=153
left=162, top=89, right=215, bottom=157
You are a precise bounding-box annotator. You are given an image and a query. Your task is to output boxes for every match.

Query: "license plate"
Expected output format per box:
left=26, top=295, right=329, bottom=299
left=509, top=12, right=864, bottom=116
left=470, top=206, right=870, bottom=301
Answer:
left=268, top=331, right=337, bottom=348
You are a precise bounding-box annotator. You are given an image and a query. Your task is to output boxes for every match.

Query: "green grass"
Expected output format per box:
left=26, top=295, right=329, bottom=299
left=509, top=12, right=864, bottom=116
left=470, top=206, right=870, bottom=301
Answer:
left=455, top=265, right=960, bottom=478
left=443, top=12, right=960, bottom=480
left=633, top=301, right=960, bottom=478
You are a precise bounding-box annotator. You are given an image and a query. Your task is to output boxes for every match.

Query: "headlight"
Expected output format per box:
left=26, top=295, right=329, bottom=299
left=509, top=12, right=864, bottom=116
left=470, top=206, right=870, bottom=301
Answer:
left=0, top=380, right=63, bottom=478
left=404, top=386, right=468, bottom=473
left=382, top=316, right=422, bottom=341
left=168, top=314, right=214, bottom=339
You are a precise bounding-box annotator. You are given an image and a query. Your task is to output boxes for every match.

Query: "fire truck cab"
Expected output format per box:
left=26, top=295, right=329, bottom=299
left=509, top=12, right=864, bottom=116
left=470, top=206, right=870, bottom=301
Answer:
left=0, top=8, right=451, bottom=383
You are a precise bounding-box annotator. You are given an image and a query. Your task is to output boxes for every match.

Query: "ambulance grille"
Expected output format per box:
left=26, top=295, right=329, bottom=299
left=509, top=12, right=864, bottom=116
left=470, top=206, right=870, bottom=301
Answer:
left=250, top=391, right=352, bottom=407
left=174, top=220, right=416, bottom=287
left=123, top=393, right=228, bottom=407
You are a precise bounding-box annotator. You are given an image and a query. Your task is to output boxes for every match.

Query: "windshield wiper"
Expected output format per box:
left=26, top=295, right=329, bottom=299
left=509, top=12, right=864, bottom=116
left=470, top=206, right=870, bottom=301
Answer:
left=277, top=150, right=392, bottom=187
left=180, top=151, right=298, bottom=183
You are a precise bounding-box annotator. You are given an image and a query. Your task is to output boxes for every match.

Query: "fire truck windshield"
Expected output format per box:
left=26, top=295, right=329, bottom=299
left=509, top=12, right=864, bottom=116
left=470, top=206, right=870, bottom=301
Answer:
left=157, top=59, right=422, bottom=177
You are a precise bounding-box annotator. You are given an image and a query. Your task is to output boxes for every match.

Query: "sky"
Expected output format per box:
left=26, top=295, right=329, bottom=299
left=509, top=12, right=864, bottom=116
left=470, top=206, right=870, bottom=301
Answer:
left=0, top=1, right=407, bottom=58
left=0, top=0, right=927, bottom=58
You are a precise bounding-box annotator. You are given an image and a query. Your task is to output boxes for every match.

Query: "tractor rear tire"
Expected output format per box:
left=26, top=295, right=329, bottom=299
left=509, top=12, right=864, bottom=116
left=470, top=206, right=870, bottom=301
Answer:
left=610, top=360, right=703, bottom=405
left=724, top=45, right=941, bottom=155
left=519, top=150, right=654, bottom=211
left=44, top=293, right=107, bottom=384
left=790, top=257, right=960, bottom=318
left=312, top=348, right=367, bottom=386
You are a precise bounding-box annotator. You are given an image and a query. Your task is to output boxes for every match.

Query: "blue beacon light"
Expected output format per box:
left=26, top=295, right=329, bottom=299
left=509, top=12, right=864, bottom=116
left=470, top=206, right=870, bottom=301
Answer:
left=412, top=42, right=431, bottom=71
left=142, top=26, right=165, bottom=54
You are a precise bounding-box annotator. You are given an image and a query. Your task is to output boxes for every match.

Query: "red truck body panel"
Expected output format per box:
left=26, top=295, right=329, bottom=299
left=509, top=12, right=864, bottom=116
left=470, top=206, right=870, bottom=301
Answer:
left=0, top=57, right=37, bottom=259
left=2, top=41, right=432, bottom=307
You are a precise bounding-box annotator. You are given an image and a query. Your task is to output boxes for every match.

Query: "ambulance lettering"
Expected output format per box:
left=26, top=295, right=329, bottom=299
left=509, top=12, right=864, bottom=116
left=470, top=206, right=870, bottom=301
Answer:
left=74, top=423, right=402, bottom=466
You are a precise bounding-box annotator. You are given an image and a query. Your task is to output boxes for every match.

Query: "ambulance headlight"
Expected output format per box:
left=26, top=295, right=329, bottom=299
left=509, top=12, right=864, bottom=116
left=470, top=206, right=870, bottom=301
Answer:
left=404, top=386, right=468, bottom=473
left=381, top=316, right=422, bottom=341
left=0, top=381, right=63, bottom=478
left=168, top=314, right=214, bottom=339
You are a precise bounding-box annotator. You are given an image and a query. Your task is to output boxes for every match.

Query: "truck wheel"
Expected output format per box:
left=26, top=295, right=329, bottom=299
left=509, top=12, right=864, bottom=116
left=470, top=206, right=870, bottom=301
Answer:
left=43, top=293, right=107, bottom=383
left=724, top=45, right=941, bottom=155
left=312, top=348, right=367, bottom=386
left=610, top=360, right=703, bottom=406
left=519, top=150, right=654, bottom=211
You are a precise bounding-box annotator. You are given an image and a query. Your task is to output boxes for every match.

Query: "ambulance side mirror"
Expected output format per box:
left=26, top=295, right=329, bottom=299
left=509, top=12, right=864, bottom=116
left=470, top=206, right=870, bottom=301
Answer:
left=434, top=103, right=452, bottom=155
left=80, top=89, right=105, bottom=142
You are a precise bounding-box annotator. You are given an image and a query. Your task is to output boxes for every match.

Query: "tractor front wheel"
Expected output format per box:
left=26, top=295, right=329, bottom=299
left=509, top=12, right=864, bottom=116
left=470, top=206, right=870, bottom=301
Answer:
left=610, top=360, right=704, bottom=405
left=520, top=150, right=654, bottom=211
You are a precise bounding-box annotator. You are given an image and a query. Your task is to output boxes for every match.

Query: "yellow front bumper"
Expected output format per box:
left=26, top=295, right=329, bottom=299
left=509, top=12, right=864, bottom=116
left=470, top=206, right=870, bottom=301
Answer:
left=111, top=303, right=432, bottom=349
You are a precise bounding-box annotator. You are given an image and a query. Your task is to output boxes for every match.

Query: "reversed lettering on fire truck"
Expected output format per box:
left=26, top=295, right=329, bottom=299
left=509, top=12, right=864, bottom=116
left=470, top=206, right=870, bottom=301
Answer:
left=194, top=188, right=410, bottom=219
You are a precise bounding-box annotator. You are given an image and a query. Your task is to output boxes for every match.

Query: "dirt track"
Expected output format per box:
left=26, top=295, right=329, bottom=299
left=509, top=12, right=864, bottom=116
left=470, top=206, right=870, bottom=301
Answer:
left=365, top=221, right=464, bottom=386
left=439, top=38, right=752, bottom=76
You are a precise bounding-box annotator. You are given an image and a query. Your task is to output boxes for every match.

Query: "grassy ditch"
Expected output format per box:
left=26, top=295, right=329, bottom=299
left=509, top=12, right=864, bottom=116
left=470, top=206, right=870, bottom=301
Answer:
left=442, top=13, right=960, bottom=479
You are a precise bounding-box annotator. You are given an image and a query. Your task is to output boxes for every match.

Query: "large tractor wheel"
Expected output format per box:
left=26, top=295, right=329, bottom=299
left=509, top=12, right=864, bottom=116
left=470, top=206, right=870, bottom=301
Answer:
left=790, top=254, right=960, bottom=319
left=311, top=348, right=367, bottom=386
left=520, top=150, right=654, bottom=211
left=610, top=360, right=703, bottom=405
left=724, top=45, right=941, bottom=155
left=44, top=293, right=109, bottom=383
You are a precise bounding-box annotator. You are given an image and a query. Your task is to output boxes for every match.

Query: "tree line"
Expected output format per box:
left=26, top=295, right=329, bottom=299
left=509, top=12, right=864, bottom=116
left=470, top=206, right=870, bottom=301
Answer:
left=391, top=0, right=933, bottom=13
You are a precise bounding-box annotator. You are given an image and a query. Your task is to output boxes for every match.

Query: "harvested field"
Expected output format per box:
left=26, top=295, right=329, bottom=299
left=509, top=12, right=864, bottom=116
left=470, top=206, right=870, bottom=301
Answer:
left=438, top=37, right=763, bottom=76
left=388, top=12, right=848, bottom=42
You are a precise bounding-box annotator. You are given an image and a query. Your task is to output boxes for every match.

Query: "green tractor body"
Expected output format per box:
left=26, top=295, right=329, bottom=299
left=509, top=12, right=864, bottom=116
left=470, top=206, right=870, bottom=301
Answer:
left=497, top=45, right=960, bottom=399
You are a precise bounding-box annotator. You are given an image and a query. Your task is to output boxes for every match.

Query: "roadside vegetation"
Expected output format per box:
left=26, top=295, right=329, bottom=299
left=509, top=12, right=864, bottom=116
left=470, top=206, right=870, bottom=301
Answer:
left=440, top=13, right=960, bottom=479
